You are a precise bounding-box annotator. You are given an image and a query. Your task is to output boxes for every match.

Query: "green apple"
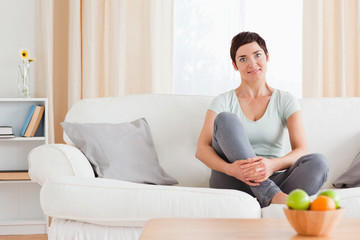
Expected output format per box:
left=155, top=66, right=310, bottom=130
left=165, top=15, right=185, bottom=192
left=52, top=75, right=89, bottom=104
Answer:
left=286, top=189, right=310, bottom=210
left=318, top=190, right=340, bottom=208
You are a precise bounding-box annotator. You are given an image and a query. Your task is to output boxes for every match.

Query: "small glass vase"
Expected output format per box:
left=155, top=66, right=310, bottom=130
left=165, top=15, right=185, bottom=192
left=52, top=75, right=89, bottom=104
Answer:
left=18, top=67, right=31, bottom=98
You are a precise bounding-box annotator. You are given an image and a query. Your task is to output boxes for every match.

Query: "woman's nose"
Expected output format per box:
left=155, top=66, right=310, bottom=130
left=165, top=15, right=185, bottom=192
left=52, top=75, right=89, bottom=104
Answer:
left=249, top=61, right=258, bottom=69
left=248, top=57, right=257, bottom=68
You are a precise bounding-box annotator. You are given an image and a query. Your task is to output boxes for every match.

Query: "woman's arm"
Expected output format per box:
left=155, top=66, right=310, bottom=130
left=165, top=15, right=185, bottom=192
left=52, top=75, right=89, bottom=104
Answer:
left=272, top=110, right=308, bottom=171
left=195, top=110, right=260, bottom=186
left=195, top=110, right=226, bottom=172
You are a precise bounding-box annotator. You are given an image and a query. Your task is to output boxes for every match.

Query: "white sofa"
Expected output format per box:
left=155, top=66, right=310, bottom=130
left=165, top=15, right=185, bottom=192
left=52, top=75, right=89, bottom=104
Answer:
left=29, top=94, right=360, bottom=240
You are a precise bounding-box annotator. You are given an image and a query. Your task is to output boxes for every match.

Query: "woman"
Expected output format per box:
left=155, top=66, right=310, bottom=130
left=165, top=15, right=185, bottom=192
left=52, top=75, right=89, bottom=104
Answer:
left=195, top=31, right=329, bottom=208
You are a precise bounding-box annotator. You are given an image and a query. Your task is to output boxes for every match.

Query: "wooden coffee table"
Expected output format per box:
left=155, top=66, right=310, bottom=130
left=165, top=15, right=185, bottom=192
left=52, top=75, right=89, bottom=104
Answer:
left=139, top=218, right=360, bottom=239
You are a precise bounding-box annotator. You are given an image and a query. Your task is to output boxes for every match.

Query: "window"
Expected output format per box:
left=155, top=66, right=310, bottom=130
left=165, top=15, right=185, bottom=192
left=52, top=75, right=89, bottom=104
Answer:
left=173, top=0, right=302, bottom=98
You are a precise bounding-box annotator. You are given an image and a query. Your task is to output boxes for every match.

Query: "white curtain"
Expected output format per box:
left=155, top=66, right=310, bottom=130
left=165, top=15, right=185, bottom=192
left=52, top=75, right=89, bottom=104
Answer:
left=303, top=0, right=360, bottom=97
left=37, top=0, right=173, bottom=143
left=35, top=0, right=55, bottom=143
left=173, top=0, right=244, bottom=96
left=173, top=0, right=303, bottom=98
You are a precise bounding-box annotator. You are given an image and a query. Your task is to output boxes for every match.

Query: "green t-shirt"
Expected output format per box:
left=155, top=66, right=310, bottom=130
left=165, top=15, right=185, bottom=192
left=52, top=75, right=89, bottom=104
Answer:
left=208, top=89, right=301, bottom=159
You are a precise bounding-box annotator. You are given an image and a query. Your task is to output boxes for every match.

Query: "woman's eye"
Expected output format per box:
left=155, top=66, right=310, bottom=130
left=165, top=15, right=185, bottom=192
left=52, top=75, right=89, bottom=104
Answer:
left=256, top=53, right=262, bottom=58
left=240, top=58, right=246, bottom=62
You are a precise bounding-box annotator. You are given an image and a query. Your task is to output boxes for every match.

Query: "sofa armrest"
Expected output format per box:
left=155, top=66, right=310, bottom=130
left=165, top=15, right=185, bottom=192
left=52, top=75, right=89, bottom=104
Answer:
left=28, top=144, right=95, bottom=185
left=40, top=176, right=261, bottom=227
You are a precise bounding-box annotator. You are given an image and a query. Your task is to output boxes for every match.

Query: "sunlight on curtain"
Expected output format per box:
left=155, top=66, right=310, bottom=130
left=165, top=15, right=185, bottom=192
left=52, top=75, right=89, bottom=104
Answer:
left=173, top=0, right=244, bottom=96
left=303, top=0, right=360, bottom=97
left=39, top=0, right=174, bottom=143
left=173, top=0, right=302, bottom=98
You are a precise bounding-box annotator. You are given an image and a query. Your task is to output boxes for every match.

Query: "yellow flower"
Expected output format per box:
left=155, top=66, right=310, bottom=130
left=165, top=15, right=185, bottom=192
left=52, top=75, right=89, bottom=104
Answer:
left=28, top=58, right=35, bottom=62
left=20, top=49, right=28, bottom=59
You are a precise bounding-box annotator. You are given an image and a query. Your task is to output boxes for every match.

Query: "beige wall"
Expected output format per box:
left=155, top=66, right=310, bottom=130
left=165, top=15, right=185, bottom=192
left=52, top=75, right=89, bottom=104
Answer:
left=0, top=0, right=37, bottom=98
left=0, top=0, right=71, bottom=143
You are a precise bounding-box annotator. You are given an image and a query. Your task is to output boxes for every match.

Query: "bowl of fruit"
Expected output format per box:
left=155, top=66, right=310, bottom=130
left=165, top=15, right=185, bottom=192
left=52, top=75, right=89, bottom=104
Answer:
left=284, top=189, right=344, bottom=236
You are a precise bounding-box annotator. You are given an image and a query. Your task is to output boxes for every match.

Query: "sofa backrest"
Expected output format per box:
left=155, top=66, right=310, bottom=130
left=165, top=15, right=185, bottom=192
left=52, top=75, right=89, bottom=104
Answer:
left=297, top=98, right=360, bottom=189
left=64, top=94, right=213, bottom=187
left=64, top=95, right=360, bottom=189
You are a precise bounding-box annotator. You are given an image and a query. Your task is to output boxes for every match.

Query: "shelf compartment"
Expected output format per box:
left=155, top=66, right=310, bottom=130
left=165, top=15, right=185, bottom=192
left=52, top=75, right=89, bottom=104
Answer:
left=0, top=100, right=47, bottom=141
left=0, top=183, right=43, bottom=220
left=0, top=218, right=47, bottom=235
left=0, top=98, right=48, bottom=235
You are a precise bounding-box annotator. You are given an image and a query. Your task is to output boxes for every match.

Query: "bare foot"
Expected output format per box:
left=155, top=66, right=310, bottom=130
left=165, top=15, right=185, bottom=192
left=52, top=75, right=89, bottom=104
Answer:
left=271, top=192, right=288, bottom=204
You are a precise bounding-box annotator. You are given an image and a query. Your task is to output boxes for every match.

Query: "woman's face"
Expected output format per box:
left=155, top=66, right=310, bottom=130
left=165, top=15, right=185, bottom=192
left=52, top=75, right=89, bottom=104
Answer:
left=233, top=41, right=269, bottom=83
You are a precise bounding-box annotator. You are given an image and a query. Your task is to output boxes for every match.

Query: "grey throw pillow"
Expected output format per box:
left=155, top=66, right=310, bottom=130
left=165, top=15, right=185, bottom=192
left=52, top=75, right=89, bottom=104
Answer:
left=61, top=118, right=178, bottom=185
left=333, top=152, right=360, bottom=188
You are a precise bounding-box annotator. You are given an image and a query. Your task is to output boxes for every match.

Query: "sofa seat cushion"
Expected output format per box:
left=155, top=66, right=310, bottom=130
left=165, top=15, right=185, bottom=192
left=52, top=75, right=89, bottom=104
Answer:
left=49, top=218, right=142, bottom=240
left=41, top=176, right=261, bottom=227
left=334, top=187, right=360, bottom=217
left=261, top=187, right=360, bottom=218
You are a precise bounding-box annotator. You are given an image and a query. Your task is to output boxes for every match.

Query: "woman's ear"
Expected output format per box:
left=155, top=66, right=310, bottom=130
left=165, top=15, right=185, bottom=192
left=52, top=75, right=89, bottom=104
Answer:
left=266, top=52, right=270, bottom=62
left=232, top=61, right=238, bottom=71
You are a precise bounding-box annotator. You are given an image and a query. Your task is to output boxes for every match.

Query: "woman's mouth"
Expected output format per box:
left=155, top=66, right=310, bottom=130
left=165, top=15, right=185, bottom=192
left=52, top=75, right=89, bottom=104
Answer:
left=248, top=69, right=260, bottom=74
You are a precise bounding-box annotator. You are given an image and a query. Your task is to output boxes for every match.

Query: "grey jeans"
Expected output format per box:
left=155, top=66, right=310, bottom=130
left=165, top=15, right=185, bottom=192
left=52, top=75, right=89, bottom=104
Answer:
left=209, top=112, right=329, bottom=208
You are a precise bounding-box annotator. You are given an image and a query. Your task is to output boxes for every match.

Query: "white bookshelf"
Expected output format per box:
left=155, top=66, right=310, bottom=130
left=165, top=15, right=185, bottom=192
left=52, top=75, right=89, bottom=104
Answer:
left=0, top=137, right=46, bottom=142
left=0, top=98, right=48, bottom=235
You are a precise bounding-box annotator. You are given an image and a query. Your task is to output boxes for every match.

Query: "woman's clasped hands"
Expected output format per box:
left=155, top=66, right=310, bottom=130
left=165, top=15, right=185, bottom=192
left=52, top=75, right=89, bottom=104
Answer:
left=226, top=157, right=274, bottom=186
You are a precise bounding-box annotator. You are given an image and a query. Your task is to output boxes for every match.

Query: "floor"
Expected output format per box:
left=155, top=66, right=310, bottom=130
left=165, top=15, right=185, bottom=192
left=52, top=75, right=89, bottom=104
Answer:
left=0, top=235, right=47, bottom=240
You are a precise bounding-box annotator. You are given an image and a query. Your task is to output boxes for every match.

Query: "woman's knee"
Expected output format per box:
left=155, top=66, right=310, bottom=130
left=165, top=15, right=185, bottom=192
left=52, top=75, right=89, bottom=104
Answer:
left=215, top=112, right=238, bottom=126
left=214, top=112, right=243, bottom=131
left=213, top=112, right=247, bottom=142
left=304, top=153, right=330, bottom=187
left=307, top=153, right=329, bottom=173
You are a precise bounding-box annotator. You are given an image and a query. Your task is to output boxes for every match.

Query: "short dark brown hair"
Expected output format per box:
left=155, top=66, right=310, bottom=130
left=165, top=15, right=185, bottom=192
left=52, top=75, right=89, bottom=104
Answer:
left=230, top=32, right=268, bottom=65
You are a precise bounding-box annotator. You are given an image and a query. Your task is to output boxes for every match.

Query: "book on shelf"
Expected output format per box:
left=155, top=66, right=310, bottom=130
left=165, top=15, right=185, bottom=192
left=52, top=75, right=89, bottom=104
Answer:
left=0, top=126, right=13, bottom=135
left=21, top=105, right=45, bottom=137
left=0, top=134, right=15, bottom=139
left=0, top=170, right=30, bottom=181
left=20, top=105, right=36, bottom=136
left=30, top=105, right=45, bottom=137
